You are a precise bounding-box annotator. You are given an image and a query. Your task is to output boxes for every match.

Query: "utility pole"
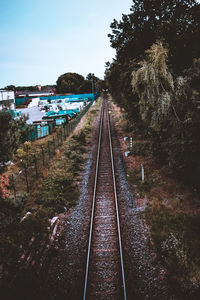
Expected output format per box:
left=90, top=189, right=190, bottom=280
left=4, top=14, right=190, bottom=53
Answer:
left=91, top=78, right=94, bottom=94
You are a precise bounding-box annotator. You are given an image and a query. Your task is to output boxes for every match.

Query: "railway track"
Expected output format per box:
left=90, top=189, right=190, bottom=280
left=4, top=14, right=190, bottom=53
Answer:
left=83, top=98, right=127, bottom=300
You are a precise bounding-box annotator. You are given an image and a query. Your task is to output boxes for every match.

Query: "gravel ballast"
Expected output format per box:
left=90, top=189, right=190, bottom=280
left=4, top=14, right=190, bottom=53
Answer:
left=44, top=104, right=173, bottom=300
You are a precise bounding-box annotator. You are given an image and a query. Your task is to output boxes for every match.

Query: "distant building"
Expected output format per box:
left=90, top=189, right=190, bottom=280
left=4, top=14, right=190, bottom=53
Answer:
left=15, top=90, right=55, bottom=98
left=0, top=90, right=15, bottom=110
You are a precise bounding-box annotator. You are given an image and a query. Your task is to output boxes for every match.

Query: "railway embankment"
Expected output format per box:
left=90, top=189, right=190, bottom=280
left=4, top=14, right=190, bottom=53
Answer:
left=2, top=95, right=199, bottom=299
left=0, top=99, right=101, bottom=300
left=111, top=98, right=200, bottom=299
left=43, top=97, right=172, bottom=300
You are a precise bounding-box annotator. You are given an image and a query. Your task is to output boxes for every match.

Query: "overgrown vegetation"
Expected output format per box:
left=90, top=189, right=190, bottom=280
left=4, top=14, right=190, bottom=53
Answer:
left=0, top=110, right=31, bottom=170
left=35, top=129, right=88, bottom=214
left=145, top=206, right=200, bottom=296
left=130, top=41, right=200, bottom=186
left=106, top=0, right=200, bottom=188
left=56, top=72, right=104, bottom=94
left=0, top=99, right=101, bottom=299
left=107, top=2, right=200, bottom=291
left=115, top=110, right=200, bottom=294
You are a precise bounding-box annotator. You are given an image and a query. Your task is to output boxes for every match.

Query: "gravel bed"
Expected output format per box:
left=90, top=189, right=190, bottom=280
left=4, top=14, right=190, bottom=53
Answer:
left=117, top=154, right=170, bottom=299
left=111, top=116, right=173, bottom=300
left=43, top=114, right=100, bottom=300
left=44, top=106, right=173, bottom=300
left=44, top=150, right=94, bottom=300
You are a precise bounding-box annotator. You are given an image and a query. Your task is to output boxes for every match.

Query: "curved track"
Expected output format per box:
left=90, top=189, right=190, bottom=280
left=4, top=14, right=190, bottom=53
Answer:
left=83, top=98, right=127, bottom=300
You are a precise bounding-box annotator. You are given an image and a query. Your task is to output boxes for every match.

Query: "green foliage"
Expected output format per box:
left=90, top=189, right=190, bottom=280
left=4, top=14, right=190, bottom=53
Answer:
left=0, top=194, right=28, bottom=272
left=131, top=41, right=174, bottom=130
left=21, top=208, right=50, bottom=245
left=145, top=206, right=200, bottom=278
left=0, top=196, right=50, bottom=299
left=86, top=73, right=97, bottom=81
left=106, top=0, right=200, bottom=134
left=56, top=72, right=85, bottom=94
left=130, top=42, right=200, bottom=186
left=0, top=111, right=30, bottom=169
left=106, top=0, right=200, bottom=188
left=35, top=122, right=95, bottom=214
left=0, top=193, right=28, bottom=230
left=15, top=141, right=38, bottom=165
left=105, top=59, right=140, bottom=122
left=127, top=169, right=157, bottom=196
left=36, top=176, right=79, bottom=213
left=71, top=129, right=87, bottom=146
left=56, top=72, right=102, bottom=94
left=108, top=0, right=200, bottom=73
left=131, top=141, right=152, bottom=156
left=3, top=85, right=16, bottom=91
left=36, top=99, right=101, bottom=214
left=0, top=97, right=101, bottom=293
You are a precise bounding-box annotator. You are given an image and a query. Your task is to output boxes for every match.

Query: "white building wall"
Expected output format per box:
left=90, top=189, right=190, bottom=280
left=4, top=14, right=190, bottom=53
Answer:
left=0, top=90, right=15, bottom=110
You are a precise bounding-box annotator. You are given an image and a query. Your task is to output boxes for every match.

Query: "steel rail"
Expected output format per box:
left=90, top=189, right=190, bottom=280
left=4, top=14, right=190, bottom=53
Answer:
left=107, top=107, right=127, bottom=300
left=83, top=102, right=104, bottom=300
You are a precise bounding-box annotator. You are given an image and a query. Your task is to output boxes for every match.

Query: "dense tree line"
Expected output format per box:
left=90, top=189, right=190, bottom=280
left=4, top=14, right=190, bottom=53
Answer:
left=106, top=0, right=200, bottom=187
left=3, top=73, right=105, bottom=95
left=56, top=72, right=104, bottom=94
left=3, top=85, right=56, bottom=92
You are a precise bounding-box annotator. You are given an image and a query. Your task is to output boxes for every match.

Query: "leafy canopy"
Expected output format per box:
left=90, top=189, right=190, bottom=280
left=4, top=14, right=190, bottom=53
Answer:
left=108, top=0, right=200, bottom=72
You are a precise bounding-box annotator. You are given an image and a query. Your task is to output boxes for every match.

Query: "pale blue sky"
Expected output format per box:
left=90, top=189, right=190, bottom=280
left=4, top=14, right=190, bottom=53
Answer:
left=0, top=0, right=133, bottom=87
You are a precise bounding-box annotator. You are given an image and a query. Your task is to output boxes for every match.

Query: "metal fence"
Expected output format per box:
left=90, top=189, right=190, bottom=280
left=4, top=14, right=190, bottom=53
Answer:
left=9, top=101, right=93, bottom=198
left=15, top=93, right=98, bottom=106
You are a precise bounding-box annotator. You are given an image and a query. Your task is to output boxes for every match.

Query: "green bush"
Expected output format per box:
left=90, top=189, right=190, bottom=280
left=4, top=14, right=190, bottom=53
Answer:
left=71, top=130, right=87, bottom=146
left=20, top=207, right=50, bottom=248
left=132, top=141, right=152, bottom=156
left=36, top=176, right=79, bottom=213
left=145, top=206, right=200, bottom=277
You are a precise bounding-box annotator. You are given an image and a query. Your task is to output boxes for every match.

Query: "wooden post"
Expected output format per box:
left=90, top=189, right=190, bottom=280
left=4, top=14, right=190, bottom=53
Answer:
left=12, top=174, right=16, bottom=200
left=64, top=126, right=66, bottom=140
left=41, top=146, right=45, bottom=166
left=48, top=141, right=51, bottom=159
left=24, top=164, right=29, bottom=193
left=53, top=137, right=56, bottom=153
left=34, top=155, right=38, bottom=178
left=60, top=127, right=63, bottom=145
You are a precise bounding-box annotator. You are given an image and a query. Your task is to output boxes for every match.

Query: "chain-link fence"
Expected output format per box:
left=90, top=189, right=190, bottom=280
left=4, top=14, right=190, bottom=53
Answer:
left=9, top=101, right=93, bottom=198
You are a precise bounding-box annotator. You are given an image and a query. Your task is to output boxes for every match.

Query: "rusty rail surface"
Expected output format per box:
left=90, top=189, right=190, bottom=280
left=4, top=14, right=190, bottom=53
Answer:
left=83, top=98, right=127, bottom=300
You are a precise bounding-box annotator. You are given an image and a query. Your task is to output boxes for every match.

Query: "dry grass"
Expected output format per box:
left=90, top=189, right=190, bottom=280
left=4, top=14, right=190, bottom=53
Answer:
left=28, top=99, right=101, bottom=209
left=111, top=100, right=200, bottom=289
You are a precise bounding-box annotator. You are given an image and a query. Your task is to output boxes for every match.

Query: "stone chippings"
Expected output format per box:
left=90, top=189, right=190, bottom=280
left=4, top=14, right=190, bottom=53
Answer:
left=116, top=152, right=171, bottom=299
left=111, top=114, right=172, bottom=299
left=44, top=111, right=101, bottom=300
left=45, top=111, right=173, bottom=300
left=44, top=150, right=94, bottom=300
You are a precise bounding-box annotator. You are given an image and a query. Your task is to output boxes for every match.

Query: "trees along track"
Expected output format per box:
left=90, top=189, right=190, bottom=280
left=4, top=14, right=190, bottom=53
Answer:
left=83, top=97, right=127, bottom=300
